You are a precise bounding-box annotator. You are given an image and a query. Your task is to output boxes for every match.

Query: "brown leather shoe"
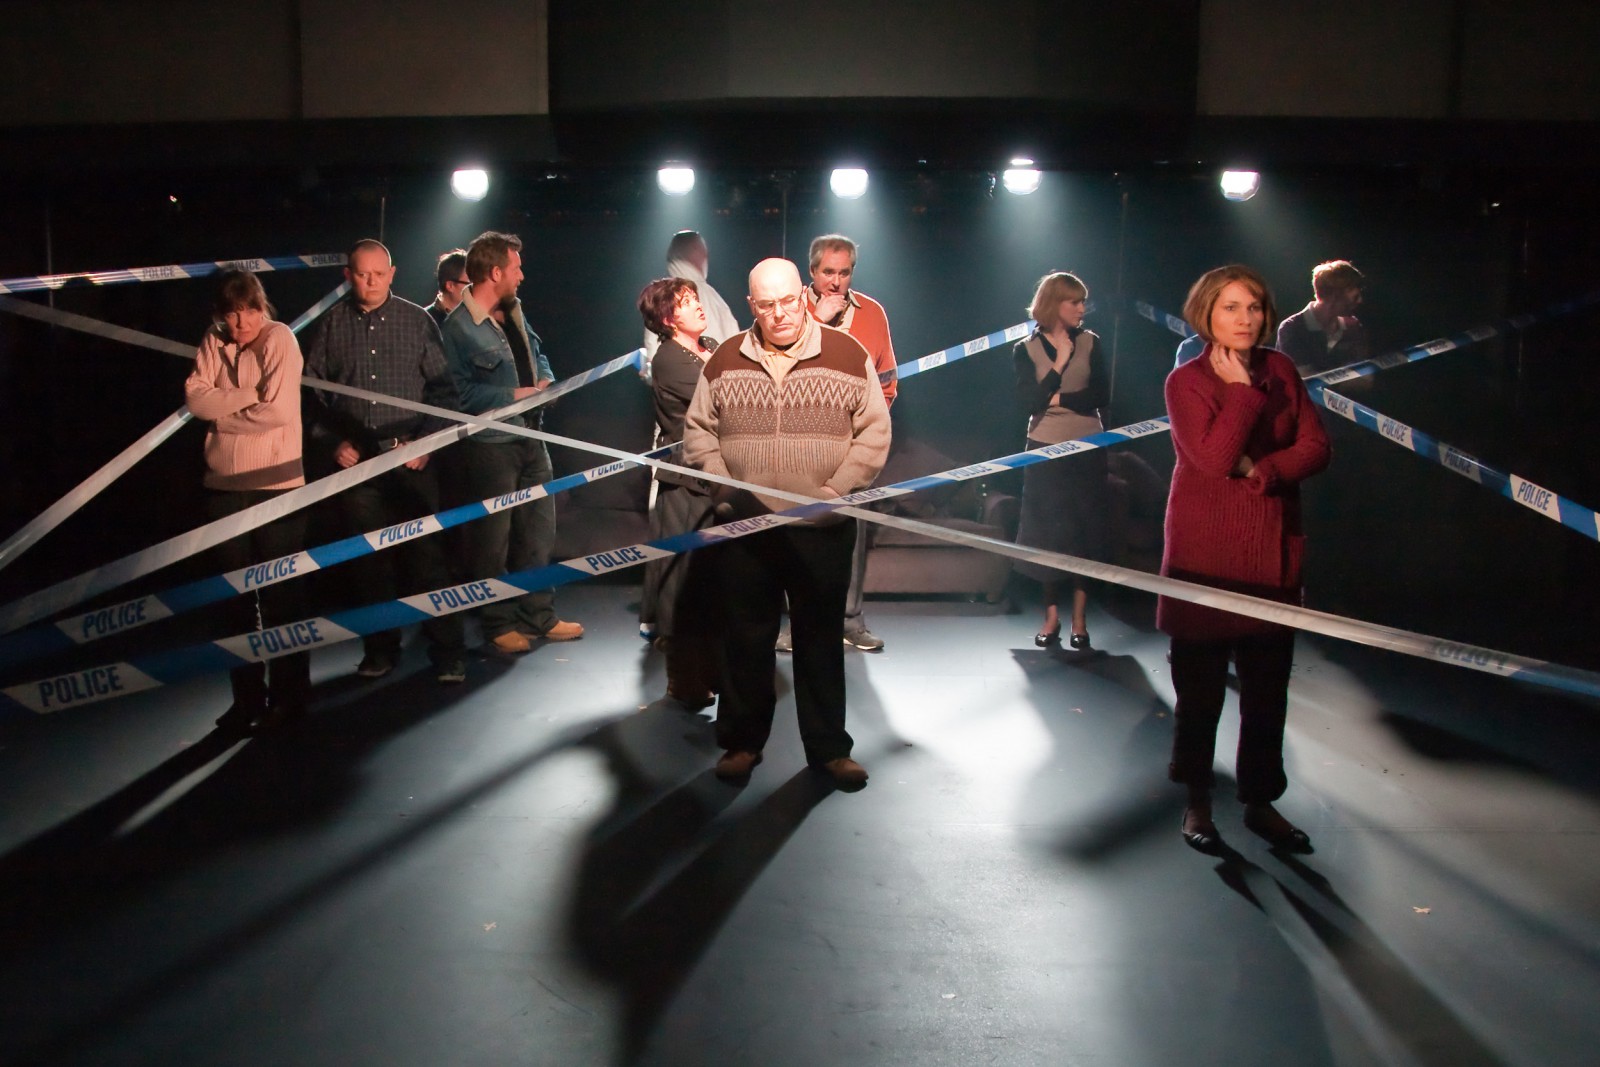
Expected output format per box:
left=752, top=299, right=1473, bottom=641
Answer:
left=490, top=631, right=532, bottom=654
left=540, top=620, right=584, bottom=641
left=715, top=750, right=763, bottom=781
left=821, top=757, right=869, bottom=789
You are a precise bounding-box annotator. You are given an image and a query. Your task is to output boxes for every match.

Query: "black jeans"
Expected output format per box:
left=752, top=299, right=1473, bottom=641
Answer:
left=460, top=437, right=558, bottom=637
left=1167, top=631, right=1296, bottom=804
left=716, top=520, right=856, bottom=764
left=339, top=460, right=465, bottom=664
left=206, top=489, right=312, bottom=713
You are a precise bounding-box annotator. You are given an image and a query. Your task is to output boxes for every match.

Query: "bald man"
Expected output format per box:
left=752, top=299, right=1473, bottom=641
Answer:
left=683, top=258, right=891, bottom=789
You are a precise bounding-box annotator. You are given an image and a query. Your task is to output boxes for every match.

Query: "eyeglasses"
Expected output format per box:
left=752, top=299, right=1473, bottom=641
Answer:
left=445, top=277, right=470, bottom=288
left=751, top=294, right=802, bottom=315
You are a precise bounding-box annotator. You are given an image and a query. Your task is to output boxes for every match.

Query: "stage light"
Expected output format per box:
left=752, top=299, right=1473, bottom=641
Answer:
left=451, top=168, right=489, bottom=201
left=830, top=168, right=869, bottom=199
left=657, top=164, right=695, bottom=196
left=1220, top=170, right=1260, bottom=202
left=1002, top=158, right=1041, bottom=195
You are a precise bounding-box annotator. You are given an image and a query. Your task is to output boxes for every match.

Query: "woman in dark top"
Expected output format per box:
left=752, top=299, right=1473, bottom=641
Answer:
left=1160, top=265, right=1331, bottom=854
left=1012, top=271, right=1110, bottom=650
left=637, top=277, right=720, bottom=707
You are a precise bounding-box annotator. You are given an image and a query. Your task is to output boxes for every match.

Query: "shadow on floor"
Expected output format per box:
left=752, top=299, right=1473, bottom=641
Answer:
left=0, top=654, right=605, bottom=1066
left=1214, top=845, right=1506, bottom=1067
left=567, top=728, right=834, bottom=1064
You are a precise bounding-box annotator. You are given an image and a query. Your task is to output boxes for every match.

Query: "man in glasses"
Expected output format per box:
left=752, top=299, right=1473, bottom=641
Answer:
left=425, top=248, right=470, bottom=329
left=683, top=258, right=891, bottom=790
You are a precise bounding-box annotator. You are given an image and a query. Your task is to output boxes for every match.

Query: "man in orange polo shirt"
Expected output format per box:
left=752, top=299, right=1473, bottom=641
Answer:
left=800, top=233, right=898, bottom=651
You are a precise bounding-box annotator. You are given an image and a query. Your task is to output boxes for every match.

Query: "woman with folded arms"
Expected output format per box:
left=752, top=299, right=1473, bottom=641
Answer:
left=1012, top=270, right=1109, bottom=650
left=183, top=270, right=311, bottom=734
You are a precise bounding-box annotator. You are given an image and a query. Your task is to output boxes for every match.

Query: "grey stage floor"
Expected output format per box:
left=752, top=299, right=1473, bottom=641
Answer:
left=1, top=583, right=1597, bottom=1066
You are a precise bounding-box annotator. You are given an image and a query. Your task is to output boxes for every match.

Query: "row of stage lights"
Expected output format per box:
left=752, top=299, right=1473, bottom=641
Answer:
left=449, top=164, right=1262, bottom=202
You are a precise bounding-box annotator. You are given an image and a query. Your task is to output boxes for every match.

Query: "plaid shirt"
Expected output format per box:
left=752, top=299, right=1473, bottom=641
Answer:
left=303, top=293, right=457, bottom=447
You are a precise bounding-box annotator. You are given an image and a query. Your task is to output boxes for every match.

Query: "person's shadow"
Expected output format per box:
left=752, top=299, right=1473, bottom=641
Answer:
left=565, top=703, right=836, bottom=1064
left=0, top=655, right=591, bottom=1067
left=1006, top=646, right=1179, bottom=860
left=1211, top=844, right=1504, bottom=1066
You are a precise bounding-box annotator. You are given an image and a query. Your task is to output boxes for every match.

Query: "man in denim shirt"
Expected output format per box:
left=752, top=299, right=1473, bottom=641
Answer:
left=441, top=230, right=583, bottom=652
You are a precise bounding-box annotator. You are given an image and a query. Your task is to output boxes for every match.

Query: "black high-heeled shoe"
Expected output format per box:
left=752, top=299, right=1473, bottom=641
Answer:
left=1034, top=628, right=1061, bottom=648
left=1243, top=803, right=1313, bottom=853
left=1181, top=807, right=1223, bottom=854
left=1067, top=631, right=1091, bottom=651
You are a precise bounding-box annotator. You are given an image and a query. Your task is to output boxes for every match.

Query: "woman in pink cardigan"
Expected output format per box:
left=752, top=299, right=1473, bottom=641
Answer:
left=183, top=270, right=310, bottom=733
left=1159, top=265, right=1331, bottom=854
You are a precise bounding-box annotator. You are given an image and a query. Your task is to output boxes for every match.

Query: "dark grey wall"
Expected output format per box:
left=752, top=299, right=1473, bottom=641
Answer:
left=551, top=0, right=1198, bottom=111
left=0, top=0, right=549, bottom=126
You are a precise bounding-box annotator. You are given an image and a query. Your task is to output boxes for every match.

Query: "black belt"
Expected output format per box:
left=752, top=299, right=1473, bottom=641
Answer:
left=373, top=437, right=406, bottom=453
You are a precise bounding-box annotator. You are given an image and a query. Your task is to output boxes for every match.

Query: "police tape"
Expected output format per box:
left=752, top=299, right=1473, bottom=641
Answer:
left=1310, top=383, right=1600, bottom=543
left=9, top=422, right=1600, bottom=716
left=288, top=281, right=353, bottom=333
left=0, top=349, right=647, bottom=637
left=888, top=321, right=1034, bottom=384
left=0, top=293, right=197, bottom=358
left=1135, top=301, right=1192, bottom=340
left=1134, top=292, right=1600, bottom=385
left=0, top=386, right=1163, bottom=665
left=0, top=423, right=1195, bottom=715
left=0, top=252, right=346, bottom=295
left=0, top=285, right=355, bottom=577
left=0, top=408, right=195, bottom=576
left=0, top=442, right=679, bottom=670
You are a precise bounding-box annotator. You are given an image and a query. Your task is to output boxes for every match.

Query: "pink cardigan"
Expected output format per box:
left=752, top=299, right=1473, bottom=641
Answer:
left=184, top=319, right=305, bottom=491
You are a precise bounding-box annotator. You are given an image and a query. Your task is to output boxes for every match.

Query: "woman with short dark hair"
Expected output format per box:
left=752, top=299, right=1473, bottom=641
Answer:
left=183, top=270, right=311, bottom=733
left=1160, top=265, right=1331, bottom=853
left=637, top=276, right=721, bottom=707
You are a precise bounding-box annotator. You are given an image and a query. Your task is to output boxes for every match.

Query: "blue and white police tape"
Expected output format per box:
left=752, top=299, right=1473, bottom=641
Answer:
left=0, top=252, right=346, bottom=296
left=1311, top=383, right=1600, bottom=543
left=10, top=424, right=1600, bottom=716
left=0, top=348, right=647, bottom=637
left=1133, top=291, right=1600, bottom=385
left=1135, top=300, right=1192, bottom=340
left=1307, top=290, right=1600, bottom=386
left=0, top=442, right=680, bottom=670
left=0, top=426, right=1206, bottom=715
left=0, top=284, right=356, bottom=577
left=888, top=321, right=1034, bottom=384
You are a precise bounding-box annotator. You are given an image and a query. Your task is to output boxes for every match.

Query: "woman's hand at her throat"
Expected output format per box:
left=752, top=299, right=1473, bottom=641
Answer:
left=1209, top=345, right=1254, bottom=386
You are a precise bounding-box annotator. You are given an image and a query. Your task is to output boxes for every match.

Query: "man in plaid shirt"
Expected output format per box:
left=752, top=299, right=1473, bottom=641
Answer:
left=303, top=239, right=469, bottom=684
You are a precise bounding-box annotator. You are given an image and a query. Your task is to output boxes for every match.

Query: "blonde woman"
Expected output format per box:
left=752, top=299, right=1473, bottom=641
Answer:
left=1012, top=271, right=1109, bottom=650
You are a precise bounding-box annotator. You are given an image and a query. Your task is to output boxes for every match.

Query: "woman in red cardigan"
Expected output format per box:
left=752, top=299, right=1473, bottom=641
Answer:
left=1160, top=265, right=1331, bottom=854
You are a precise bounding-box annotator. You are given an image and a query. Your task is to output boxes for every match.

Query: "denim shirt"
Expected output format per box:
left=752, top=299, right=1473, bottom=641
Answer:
left=441, top=287, right=554, bottom=443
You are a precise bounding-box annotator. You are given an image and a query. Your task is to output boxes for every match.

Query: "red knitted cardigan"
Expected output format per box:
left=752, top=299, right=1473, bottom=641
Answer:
left=1156, top=345, right=1332, bottom=640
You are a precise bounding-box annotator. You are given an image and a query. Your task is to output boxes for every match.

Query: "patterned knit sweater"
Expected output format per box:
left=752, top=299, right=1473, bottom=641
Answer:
left=1156, top=346, right=1331, bottom=639
left=682, top=319, right=891, bottom=522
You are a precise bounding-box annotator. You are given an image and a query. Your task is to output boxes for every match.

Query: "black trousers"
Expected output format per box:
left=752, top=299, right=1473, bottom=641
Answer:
left=460, top=437, right=558, bottom=637
left=206, top=488, right=312, bottom=713
left=339, top=460, right=465, bottom=664
left=716, top=520, right=856, bottom=764
left=1167, top=631, right=1295, bottom=804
